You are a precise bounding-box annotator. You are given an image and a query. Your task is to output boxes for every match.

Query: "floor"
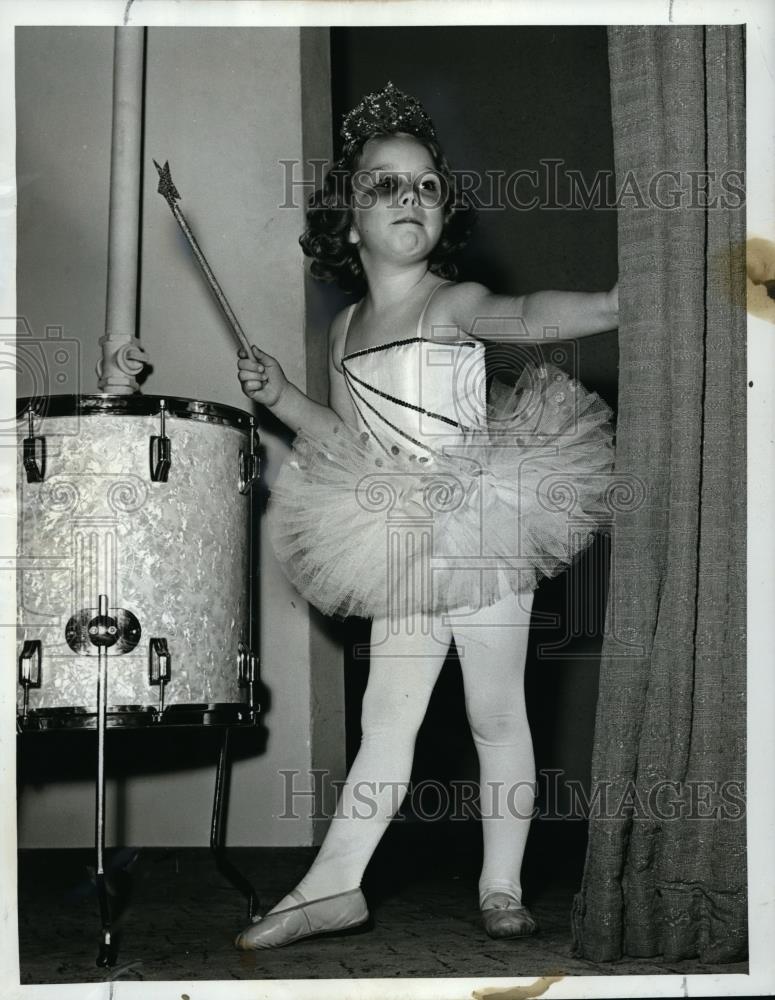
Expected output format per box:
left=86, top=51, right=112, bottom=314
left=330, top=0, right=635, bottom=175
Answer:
left=17, top=821, right=747, bottom=987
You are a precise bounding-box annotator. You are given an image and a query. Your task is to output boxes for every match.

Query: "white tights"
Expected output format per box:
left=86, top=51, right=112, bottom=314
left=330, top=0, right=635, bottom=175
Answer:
left=270, top=590, right=536, bottom=913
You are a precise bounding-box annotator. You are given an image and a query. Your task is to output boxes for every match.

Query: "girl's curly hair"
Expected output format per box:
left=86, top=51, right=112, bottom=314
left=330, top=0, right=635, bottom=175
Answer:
left=299, top=132, right=476, bottom=294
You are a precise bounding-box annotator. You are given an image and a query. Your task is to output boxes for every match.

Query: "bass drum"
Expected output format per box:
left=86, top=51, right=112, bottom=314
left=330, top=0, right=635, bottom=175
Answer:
left=16, top=394, right=259, bottom=729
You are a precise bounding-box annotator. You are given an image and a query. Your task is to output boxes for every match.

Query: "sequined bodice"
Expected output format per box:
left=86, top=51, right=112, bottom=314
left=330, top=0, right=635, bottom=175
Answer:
left=341, top=337, right=488, bottom=459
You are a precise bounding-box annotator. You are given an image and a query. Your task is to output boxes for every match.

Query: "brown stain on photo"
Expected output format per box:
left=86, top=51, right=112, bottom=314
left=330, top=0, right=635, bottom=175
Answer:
left=472, top=974, right=566, bottom=999
left=746, top=236, right=775, bottom=324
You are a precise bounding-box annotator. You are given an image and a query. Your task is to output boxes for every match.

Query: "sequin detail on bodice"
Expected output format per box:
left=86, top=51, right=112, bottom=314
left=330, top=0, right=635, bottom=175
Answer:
left=340, top=282, right=488, bottom=458
left=341, top=337, right=488, bottom=459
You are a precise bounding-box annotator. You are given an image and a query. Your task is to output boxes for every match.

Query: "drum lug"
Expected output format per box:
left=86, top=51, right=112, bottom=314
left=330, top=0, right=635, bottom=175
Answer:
left=150, top=399, right=171, bottom=482
left=238, top=451, right=258, bottom=494
left=18, top=639, right=42, bottom=723
left=238, top=417, right=260, bottom=494
left=148, top=637, right=171, bottom=716
left=22, top=408, right=46, bottom=482
left=237, top=641, right=260, bottom=716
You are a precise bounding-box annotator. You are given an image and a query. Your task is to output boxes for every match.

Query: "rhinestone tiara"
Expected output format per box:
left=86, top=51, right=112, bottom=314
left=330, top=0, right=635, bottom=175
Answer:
left=340, top=81, right=437, bottom=156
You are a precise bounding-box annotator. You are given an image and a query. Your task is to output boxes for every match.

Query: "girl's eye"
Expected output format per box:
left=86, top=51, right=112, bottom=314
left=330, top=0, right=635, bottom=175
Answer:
left=374, top=176, right=397, bottom=191
left=420, top=177, right=439, bottom=191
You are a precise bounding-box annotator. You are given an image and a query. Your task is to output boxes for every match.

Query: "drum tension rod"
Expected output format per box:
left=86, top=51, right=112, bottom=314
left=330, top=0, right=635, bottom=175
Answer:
left=18, top=640, right=42, bottom=727
left=148, top=638, right=171, bottom=717
left=238, top=642, right=261, bottom=723
left=238, top=415, right=260, bottom=495
left=150, top=399, right=171, bottom=483
left=23, top=407, right=46, bottom=483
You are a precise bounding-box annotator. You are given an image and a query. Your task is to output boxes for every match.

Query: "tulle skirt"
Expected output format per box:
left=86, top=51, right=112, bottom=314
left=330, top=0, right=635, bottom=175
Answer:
left=267, top=362, right=616, bottom=620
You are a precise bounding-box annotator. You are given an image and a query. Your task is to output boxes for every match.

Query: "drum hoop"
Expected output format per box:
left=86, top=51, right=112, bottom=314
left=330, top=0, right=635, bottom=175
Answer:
left=18, top=703, right=258, bottom=730
left=17, top=394, right=253, bottom=432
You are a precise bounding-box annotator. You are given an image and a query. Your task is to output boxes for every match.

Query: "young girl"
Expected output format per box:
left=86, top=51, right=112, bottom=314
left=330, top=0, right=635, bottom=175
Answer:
left=235, top=83, right=617, bottom=950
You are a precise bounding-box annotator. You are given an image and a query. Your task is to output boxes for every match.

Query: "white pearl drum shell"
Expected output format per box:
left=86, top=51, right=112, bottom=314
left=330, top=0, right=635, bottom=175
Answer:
left=17, top=406, right=252, bottom=715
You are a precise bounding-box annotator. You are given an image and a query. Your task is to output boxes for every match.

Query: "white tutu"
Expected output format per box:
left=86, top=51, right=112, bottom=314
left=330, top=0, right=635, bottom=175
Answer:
left=267, top=360, right=616, bottom=620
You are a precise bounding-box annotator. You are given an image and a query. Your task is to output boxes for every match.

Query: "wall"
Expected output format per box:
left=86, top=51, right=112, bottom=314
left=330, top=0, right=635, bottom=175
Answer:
left=15, top=26, right=344, bottom=847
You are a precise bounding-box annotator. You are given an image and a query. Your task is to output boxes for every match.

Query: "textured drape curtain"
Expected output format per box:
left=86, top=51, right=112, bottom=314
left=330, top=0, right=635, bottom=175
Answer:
left=571, top=26, right=747, bottom=963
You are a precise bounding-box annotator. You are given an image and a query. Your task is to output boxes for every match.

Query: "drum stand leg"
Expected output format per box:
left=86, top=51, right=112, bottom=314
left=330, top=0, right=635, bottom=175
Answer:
left=210, top=727, right=260, bottom=921
left=82, top=593, right=121, bottom=968
left=95, top=642, right=116, bottom=967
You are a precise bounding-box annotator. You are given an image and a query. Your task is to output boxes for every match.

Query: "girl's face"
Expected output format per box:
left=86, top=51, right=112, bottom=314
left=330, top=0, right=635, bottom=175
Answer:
left=349, top=134, right=445, bottom=268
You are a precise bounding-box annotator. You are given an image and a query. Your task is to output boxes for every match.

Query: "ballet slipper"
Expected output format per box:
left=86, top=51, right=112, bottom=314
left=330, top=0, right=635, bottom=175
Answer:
left=480, top=891, right=538, bottom=939
left=234, top=886, right=370, bottom=950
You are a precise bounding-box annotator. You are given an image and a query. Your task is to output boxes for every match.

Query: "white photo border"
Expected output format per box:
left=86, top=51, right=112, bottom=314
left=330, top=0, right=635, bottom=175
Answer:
left=0, top=1, right=771, bottom=998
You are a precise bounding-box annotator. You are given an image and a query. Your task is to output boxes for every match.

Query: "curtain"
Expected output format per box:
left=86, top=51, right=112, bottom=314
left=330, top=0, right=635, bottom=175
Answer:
left=571, top=25, right=747, bottom=963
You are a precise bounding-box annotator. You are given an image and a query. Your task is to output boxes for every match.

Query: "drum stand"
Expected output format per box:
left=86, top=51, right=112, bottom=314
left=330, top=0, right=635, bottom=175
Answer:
left=18, top=395, right=264, bottom=968
left=90, top=594, right=113, bottom=965
left=38, top=591, right=262, bottom=968
left=210, top=728, right=261, bottom=923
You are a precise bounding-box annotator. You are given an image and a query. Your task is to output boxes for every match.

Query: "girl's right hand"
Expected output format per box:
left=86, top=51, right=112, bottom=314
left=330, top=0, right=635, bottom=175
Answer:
left=237, top=345, right=288, bottom=408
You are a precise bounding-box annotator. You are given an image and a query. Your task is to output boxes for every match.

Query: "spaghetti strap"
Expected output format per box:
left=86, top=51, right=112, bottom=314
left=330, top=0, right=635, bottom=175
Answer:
left=343, top=302, right=358, bottom=336
left=339, top=302, right=359, bottom=364
left=416, top=280, right=453, bottom=338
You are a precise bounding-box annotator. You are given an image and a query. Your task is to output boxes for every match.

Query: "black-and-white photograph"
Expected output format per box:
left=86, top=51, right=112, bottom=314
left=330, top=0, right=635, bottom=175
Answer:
left=2, top=1, right=772, bottom=997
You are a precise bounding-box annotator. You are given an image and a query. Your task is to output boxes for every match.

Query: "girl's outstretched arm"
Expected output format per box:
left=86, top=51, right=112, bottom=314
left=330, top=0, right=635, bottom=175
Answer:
left=448, top=281, right=618, bottom=342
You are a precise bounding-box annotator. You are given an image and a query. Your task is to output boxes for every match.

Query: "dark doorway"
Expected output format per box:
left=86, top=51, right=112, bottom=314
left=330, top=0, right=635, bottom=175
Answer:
left=333, top=25, right=619, bottom=879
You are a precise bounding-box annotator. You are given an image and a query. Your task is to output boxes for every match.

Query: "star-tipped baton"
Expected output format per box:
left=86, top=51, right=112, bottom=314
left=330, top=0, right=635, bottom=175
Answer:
left=153, top=159, right=253, bottom=357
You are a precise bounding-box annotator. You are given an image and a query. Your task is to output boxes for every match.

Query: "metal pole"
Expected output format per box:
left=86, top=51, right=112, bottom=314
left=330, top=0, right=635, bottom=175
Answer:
left=98, top=26, right=149, bottom=394
left=95, top=594, right=112, bottom=964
